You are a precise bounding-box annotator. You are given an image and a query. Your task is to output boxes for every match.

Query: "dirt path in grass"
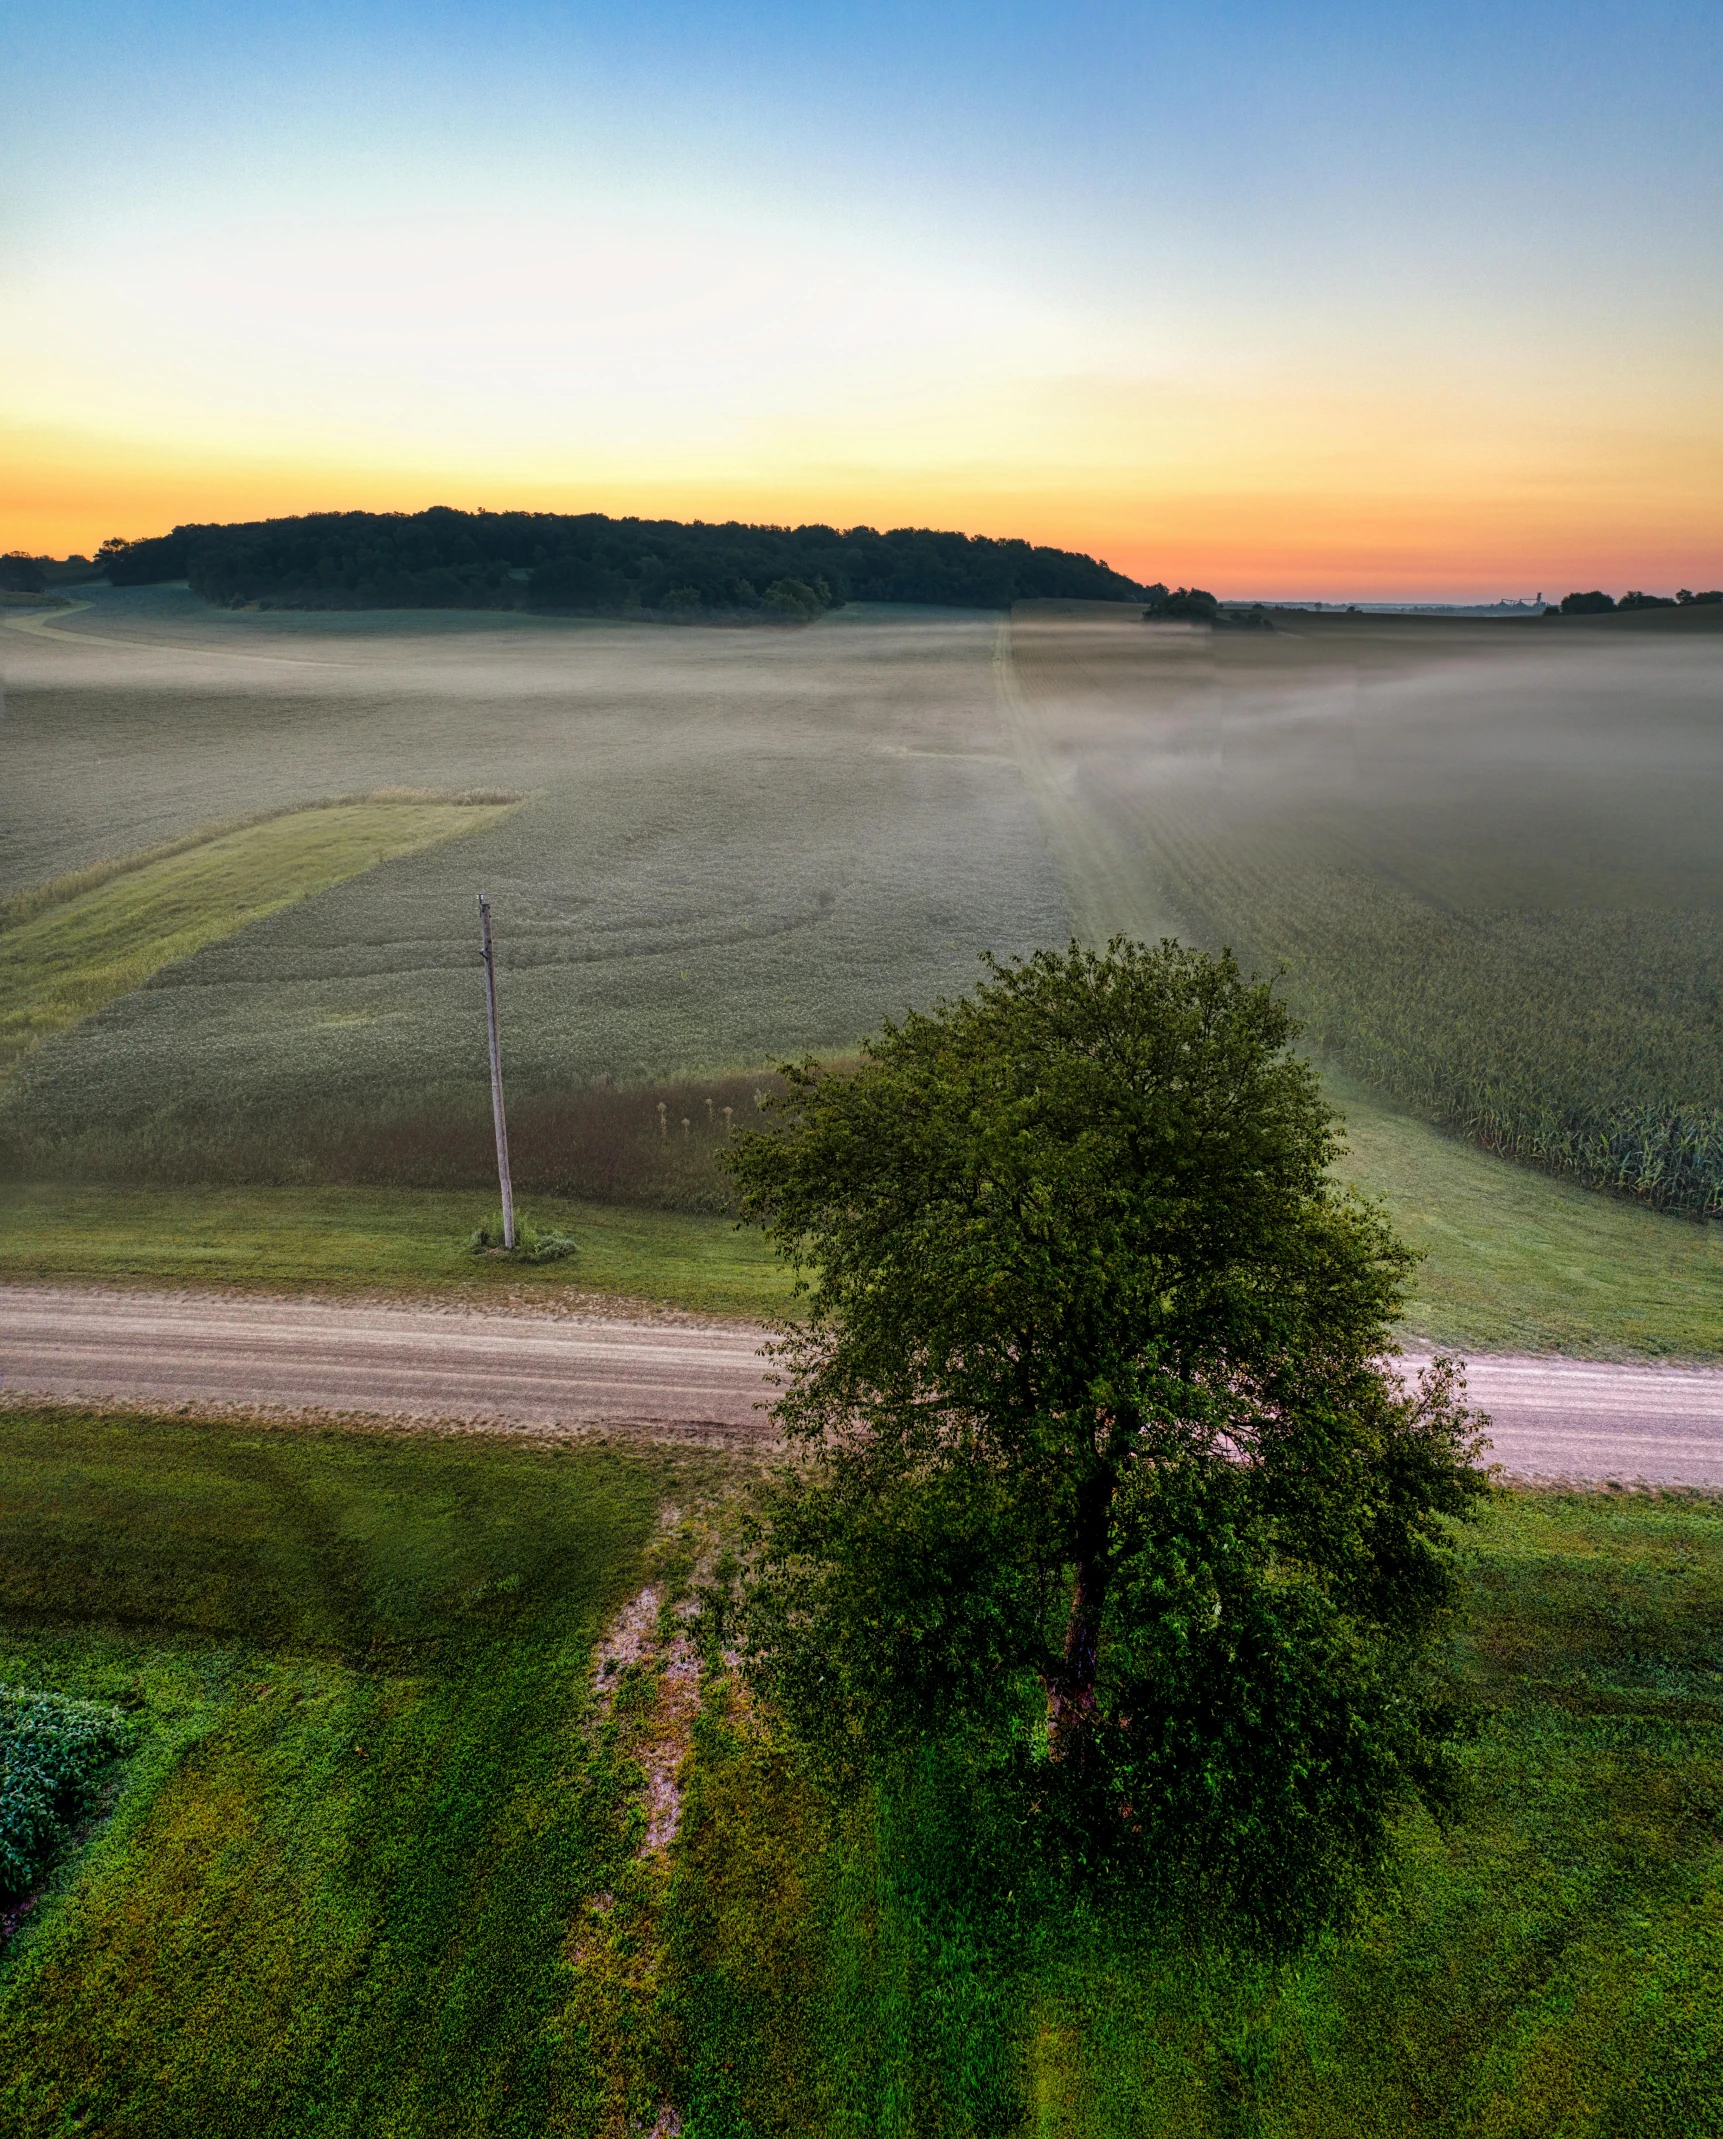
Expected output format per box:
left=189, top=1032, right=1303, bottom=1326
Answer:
left=2, top=1284, right=1721, bottom=1483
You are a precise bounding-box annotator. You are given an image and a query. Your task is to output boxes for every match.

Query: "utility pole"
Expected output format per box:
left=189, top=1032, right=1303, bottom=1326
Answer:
left=477, top=894, right=515, bottom=1250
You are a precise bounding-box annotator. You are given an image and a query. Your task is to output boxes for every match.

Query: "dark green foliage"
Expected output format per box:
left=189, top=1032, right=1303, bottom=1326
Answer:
left=0, top=553, right=48, bottom=594
left=726, top=940, right=1488, bottom=1949
left=1560, top=589, right=1617, bottom=612
left=103, top=506, right=1149, bottom=614
left=0, top=1689, right=133, bottom=1898
left=661, top=1490, right=1723, bottom=2136
left=1145, top=585, right=1219, bottom=621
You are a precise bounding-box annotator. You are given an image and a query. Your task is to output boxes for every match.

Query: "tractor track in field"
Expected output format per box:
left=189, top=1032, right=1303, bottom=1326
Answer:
left=2, top=1284, right=1720, bottom=1485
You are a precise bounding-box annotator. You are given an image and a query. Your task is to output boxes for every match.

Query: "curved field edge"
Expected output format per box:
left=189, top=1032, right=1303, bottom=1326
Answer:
left=1329, top=1075, right=1723, bottom=1360
left=0, top=796, right=518, bottom=1076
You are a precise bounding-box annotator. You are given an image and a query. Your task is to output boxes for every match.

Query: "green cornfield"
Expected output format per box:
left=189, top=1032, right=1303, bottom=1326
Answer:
left=1149, top=818, right=1723, bottom=1216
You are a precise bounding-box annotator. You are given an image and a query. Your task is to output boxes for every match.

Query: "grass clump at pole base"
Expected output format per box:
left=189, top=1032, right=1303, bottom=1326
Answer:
left=466, top=1211, right=579, bottom=1262
left=725, top=938, right=1490, bottom=1952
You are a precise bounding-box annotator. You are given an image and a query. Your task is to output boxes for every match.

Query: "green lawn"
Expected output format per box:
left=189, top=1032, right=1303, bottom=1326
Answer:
left=0, top=798, right=512, bottom=1076
left=2, top=1413, right=1718, bottom=2134
left=666, top=1488, right=1723, bottom=2136
left=0, top=1406, right=716, bottom=2137
left=0, top=1180, right=795, bottom=1319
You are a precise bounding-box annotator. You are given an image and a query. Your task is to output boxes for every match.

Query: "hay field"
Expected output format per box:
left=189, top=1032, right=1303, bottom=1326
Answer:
left=1, top=589, right=1066, bottom=1175
left=1008, top=603, right=1723, bottom=1216
left=0, top=798, right=513, bottom=1075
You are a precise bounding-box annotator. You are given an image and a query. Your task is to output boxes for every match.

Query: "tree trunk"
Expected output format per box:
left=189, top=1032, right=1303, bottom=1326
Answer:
left=1048, top=1469, right=1115, bottom=1757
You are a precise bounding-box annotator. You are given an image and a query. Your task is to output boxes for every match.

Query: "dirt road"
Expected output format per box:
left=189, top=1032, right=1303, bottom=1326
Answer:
left=2, top=1285, right=1720, bottom=1483
left=0, top=1286, right=774, bottom=1445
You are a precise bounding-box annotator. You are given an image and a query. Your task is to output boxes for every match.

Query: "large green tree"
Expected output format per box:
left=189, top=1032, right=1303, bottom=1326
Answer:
left=726, top=940, right=1488, bottom=1946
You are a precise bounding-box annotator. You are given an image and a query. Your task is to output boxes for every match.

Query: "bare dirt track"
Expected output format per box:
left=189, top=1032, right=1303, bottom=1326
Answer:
left=2, top=1285, right=1720, bottom=1483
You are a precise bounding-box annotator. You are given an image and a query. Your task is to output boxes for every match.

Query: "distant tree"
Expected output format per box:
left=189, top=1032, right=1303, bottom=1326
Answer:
left=0, top=552, right=46, bottom=593
left=1559, top=590, right=1616, bottom=614
left=727, top=941, right=1488, bottom=1951
left=1619, top=590, right=1677, bottom=610
left=1146, top=586, right=1219, bottom=622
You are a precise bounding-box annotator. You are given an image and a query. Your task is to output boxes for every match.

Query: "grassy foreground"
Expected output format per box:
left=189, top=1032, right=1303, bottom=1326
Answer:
left=666, top=1487, right=1723, bottom=2136
left=0, top=1182, right=794, bottom=1318
left=0, top=1407, right=713, bottom=2137
left=1, top=1410, right=1718, bottom=2134
left=0, top=797, right=512, bottom=1076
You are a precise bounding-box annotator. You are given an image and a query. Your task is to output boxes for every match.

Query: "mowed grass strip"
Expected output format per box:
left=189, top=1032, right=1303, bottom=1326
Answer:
left=1331, top=1074, right=1723, bottom=1359
left=0, top=798, right=514, bottom=1074
left=0, top=1182, right=794, bottom=1318
left=0, top=1405, right=709, bottom=2138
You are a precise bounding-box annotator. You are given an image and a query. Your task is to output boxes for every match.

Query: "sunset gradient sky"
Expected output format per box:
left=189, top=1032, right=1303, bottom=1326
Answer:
left=4, top=0, right=1719, bottom=597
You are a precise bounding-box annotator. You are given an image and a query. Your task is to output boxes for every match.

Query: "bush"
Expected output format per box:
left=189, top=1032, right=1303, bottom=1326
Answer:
left=1559, top=590, right=1616, bottom=614
left=0, top=1688, right=134, bottom=1899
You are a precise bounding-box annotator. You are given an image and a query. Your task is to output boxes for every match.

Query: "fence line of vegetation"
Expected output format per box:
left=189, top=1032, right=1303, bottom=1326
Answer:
left=0, top=1068, right=774, bottom=1209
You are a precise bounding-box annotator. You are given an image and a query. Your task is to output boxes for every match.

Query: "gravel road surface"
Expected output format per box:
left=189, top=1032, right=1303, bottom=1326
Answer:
left=2, top=1286, right=1720, bottom=1483
left=0, top=1286, right=774, bottom=1444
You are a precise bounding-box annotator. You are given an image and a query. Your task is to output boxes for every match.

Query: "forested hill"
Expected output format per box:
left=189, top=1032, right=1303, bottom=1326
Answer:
left=104, top=508, right=1147, bottom=617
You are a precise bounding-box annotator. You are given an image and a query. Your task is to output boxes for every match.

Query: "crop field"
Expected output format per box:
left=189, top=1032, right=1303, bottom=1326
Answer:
left=1, top=588, right=1064, bottom=1178
left=1008, top=602, right=1723, bottom=1218
left=1, top=1409, right=1718, bottom=2135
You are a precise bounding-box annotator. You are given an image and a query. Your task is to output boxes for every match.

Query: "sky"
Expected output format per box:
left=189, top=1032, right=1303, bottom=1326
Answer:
left=2, top=0, right=1719, bottom=598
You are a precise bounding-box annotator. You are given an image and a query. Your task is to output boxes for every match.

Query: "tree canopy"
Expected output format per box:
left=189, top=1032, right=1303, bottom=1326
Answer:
left=102, top=507, right=1149, bottom=616
left=726, top=940, right=1488, bottom=1949
left=1145, top=585, right=1219, bottom=622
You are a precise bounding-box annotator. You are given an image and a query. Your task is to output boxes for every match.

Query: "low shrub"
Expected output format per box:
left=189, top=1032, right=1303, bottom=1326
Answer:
left=0, top=1688, right=134, bottom=1900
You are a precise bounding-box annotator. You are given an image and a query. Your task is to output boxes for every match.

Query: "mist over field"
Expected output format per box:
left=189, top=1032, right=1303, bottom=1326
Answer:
left=4, top=586, right=1721, bottom=1213
left=1010, top=603, right=1723, bottom=1213
left=0, top=589, right=1066, bottom=1175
